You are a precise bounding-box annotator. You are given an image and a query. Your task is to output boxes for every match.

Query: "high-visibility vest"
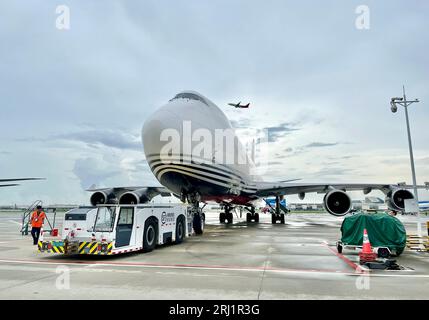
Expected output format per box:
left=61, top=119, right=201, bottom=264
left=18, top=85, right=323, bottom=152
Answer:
left=31, top=211, right=46, bottom=228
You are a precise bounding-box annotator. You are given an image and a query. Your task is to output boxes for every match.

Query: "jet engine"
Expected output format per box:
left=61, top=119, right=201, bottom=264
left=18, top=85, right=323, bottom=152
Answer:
left=119, top=188, right=159, bottom=205
left=385, top=188, right=414, bottom=211
left=323, top=189, right=352, bottom=216
left=90, top=189, right=116, bottom=206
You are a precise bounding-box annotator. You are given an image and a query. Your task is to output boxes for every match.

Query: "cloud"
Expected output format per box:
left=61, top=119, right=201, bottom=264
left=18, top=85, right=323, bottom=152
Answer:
left=230, top=118, right=252, bottom=129
left=267, top=161, right=283, bottom=166
left=72, top=153, right=156, bottom=191
left=305, top=142, right=339, bottom=148
left=73, top=157, right=122, bottom=189
left=54, top=129, right=142, bottom=151
left=18, top=129, right=143, bottom=151
left=264, top=122, right=300, bottom=142
left=270, top=142, right=340, bottom=159
left=1, top=1, right=429, bottom=204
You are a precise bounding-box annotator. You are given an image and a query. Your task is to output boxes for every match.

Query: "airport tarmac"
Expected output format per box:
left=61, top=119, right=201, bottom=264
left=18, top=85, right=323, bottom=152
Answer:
left=0, top=210, right=428, bottom=300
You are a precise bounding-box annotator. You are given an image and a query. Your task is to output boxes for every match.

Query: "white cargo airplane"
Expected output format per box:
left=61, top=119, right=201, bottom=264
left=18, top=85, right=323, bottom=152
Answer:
left=89, top=91, right=428, bottom=234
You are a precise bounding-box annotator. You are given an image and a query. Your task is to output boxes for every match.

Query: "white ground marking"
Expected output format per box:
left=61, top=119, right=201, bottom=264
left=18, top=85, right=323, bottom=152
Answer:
left=0, top=258, right=427, bottom=278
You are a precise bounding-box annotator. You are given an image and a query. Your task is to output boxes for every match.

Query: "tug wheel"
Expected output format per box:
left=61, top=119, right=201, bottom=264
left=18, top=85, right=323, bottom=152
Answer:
left=175, top=216, right=185, bottom=244
left=143, top=219, right=157, bottom=252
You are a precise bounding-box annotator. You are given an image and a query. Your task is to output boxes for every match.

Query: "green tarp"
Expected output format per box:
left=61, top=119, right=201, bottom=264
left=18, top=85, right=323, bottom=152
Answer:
left=340, top=212, right=407, bottom=255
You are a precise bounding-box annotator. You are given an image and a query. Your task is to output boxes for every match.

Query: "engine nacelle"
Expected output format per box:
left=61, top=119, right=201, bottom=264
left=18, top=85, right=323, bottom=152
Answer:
left=119, top=188, right=158, bottom=205
left=323, top=189, right=352, bottom=216
left=90, top=189, right=116, bottom=206
left=385, top=188, right=414, bottom=211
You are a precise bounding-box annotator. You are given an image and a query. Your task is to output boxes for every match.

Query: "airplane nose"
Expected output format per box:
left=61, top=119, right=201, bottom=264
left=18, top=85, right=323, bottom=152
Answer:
left=142, top=104, right=189, bottom=194
left=142, top=108, right=177, bottom=161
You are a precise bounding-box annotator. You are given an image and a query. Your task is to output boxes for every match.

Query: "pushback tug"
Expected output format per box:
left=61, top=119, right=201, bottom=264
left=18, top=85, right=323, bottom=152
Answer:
left=38, top=204, right=193, bottom=255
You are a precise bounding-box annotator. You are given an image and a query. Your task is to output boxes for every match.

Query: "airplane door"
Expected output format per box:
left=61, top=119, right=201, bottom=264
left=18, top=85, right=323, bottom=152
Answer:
left=115, top=207, right=134, bottom=247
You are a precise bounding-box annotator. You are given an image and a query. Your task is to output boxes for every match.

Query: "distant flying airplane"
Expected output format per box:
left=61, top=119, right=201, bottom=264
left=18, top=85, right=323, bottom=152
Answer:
left=0, top=178, right=45, bottom=188
left=228, top=101, right=250, bottom=108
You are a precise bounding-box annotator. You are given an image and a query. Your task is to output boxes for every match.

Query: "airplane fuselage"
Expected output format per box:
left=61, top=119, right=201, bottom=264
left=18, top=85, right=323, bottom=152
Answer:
left=142, top=91, right=258, bottom=205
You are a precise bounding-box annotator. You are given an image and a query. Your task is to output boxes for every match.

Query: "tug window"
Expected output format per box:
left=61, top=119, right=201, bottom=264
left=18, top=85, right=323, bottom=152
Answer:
left=118, top=208, right=134, bottom=225
left=94, top=207, right=116, bottom=232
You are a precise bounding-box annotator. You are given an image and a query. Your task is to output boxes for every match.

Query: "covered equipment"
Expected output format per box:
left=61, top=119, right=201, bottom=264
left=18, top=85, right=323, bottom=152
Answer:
left=340, top=212, right=407, bottom=256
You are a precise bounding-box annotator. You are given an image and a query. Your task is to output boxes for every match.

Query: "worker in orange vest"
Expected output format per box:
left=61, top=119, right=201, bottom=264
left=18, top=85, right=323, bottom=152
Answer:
left=30, top=205, right=46, bottom=245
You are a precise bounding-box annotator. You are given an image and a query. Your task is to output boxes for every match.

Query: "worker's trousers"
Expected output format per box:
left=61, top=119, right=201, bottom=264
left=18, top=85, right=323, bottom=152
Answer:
left=31, top=227, right=41, bottom=245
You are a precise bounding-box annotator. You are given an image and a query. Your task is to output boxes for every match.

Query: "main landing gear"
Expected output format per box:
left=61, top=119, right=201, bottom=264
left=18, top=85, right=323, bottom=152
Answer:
left=219, top=205, right=234, bottom=224
left=271, top=196, right=286, bottom=224
left=187, top=193, right=205, bottom=235
left=246, top=206, right=259, bottom=223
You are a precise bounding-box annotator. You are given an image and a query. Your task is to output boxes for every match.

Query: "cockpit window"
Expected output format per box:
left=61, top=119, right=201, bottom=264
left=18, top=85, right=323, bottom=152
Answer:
left=171, top=93, right=209, bottom=106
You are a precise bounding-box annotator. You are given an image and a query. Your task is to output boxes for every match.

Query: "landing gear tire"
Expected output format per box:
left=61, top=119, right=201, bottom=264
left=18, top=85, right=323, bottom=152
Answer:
left=246, top=207, right=259, bottom=223
left=143, top=219, right=157, bottom=252
left=337, top=242, right=343, bottom=254
left=193, top=213, right=204, bottom=235
left=175, top=216, right=185, bottom=244
left=219, top=212, right=226, bottom=224
left=226, top=212, right=233, bottom=224
left=272, top=214, right=285, bottom=224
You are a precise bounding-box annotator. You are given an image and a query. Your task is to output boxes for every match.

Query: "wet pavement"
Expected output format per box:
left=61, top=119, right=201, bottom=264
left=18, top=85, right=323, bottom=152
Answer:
left=0, top=210, right=428, bottom=299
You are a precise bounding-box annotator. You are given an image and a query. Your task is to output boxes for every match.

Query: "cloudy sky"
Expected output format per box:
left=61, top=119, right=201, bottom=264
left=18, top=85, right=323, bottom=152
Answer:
left=0, top=0, right=428, bottom=205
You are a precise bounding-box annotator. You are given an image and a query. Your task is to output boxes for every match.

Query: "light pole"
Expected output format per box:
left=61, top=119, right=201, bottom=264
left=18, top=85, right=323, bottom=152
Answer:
left=390, top=86, right=421, bottom=236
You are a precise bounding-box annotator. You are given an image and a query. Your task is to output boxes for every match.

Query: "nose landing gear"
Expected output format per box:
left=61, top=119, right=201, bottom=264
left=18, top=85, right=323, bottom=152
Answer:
left=219, top=205, right=233, bottom=224
left=187, top=193, right=205, bottom=235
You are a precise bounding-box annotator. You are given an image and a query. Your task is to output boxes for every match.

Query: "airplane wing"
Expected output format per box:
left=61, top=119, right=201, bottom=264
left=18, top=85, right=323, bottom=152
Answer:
left=255, top=181, right=429, bottom=215
left=0, top=178, right=44, bottom=188
left=87, top=186, right=172, bottom=205
left=0, top=178, right=44, bottom=182
left=255, top=181, right=428, bottom=197
left=0, top=184, right=19, bottom=188
left=87, top=186, right=171, bottom=196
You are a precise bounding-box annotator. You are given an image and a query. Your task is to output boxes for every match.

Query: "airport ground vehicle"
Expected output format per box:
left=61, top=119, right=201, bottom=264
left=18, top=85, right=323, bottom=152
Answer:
left=336, top=212, right=407, bottom=258
left=38, top=204, right=192, bottom=255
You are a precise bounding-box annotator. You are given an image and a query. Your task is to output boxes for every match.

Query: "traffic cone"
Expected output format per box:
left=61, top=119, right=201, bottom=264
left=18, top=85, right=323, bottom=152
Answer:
left=359, top=228, right=377, bottom=264
left=362, top=229, right=372, bottom=253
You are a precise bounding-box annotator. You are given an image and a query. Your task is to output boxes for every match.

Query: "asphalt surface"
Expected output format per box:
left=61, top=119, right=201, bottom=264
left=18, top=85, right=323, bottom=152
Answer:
left=0, top=210, right=428, bottom=300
